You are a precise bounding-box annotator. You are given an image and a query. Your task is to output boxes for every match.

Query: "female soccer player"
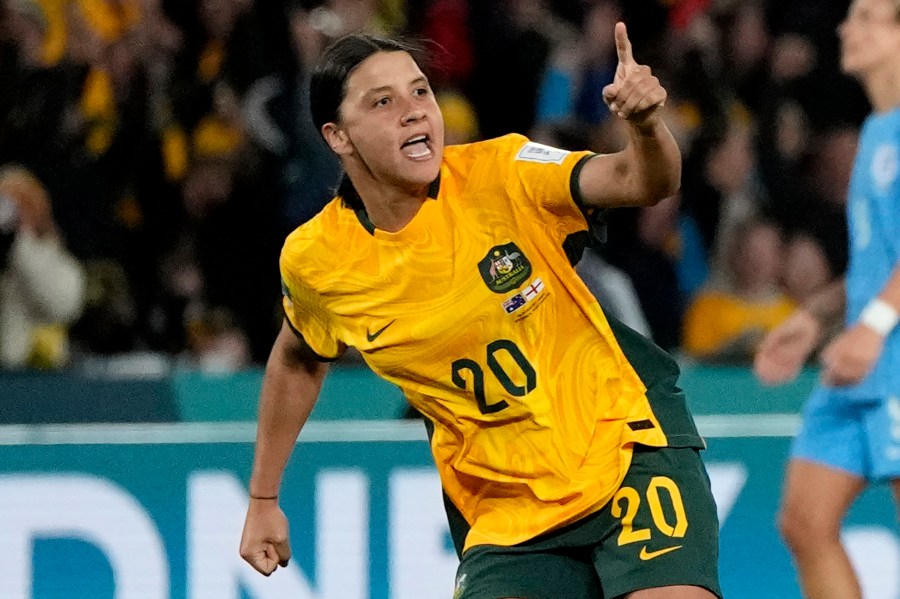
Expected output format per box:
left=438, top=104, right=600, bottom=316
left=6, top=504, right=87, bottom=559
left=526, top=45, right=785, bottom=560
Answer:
left=240, top=24, right=721, bottom=599
left=755, top=1, right=900, bottom=598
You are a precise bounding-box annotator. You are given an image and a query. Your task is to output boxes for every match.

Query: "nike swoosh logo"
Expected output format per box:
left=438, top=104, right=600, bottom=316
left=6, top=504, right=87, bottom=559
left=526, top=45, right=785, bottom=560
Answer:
left=366, top=320, right=395, bottom=343
left=639, top=545, right=683, bottom=561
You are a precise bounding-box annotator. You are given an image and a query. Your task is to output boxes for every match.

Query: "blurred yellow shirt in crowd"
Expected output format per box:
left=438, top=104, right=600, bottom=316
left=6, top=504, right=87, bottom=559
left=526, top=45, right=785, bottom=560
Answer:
left=683, top=290, right=796, bottom=359
left=74, top=0, right=140, bottom=42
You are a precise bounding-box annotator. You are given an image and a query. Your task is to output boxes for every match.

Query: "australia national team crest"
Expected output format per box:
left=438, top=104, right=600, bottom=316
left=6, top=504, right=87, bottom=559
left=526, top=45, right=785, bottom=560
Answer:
left=478, top=242, right=532, bottom=294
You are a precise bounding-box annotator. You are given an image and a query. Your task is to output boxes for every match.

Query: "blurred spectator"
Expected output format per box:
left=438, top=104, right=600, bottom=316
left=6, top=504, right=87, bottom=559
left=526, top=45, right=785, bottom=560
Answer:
left=419, top=0, right=475, bottom=89
left=0, top=0, right=83, bottom=176
left=301, top=0, right=404, bottom=38
left=70, top=259, right=138, bottom=355
left=682, top=109, right=762, bottom=281
left=183, top=304, right=251, bottom=372
left=781, top=233, right=834, bottom=304
left=469, top=0, right=564, bottom=137
left=668, top=10, right=730, bottom=132
left=169, top=0, right=299, bottom=231
left=721, top=1, right=771, bottom=115
left=576, top=247, right=652, bottom=338
left=535, top=0, right=617, bottom=129
left=283, top=4, right=341, bottom=226
left=682, top=219, right=795, bottom=363
left=0, top=0, right=877, bottom=367
left=640, top=193, right=708, bottom=301
left=602, top=194, right=704, bottom=351
left=176, top=115, right=282, bottom=362
left=765, top=126, right=854, bottom=277
left=0, top=165, right=85, bottom=368
left=757, top=98, right=811, bottom=211
left=766, top=1, right=869, bottom=130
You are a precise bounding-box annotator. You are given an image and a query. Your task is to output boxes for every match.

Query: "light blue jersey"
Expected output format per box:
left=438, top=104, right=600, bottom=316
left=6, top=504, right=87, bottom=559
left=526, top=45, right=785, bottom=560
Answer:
left=792, top=110, right=900, bottom=480
left=841, top=108, right=900, bottom=400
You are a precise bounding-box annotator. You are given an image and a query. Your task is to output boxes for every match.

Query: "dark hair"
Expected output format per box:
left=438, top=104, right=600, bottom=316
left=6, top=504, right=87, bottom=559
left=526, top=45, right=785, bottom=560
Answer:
left=309, top=33, right=427, bottom=211
left=309, top=33, right=426, bottom=134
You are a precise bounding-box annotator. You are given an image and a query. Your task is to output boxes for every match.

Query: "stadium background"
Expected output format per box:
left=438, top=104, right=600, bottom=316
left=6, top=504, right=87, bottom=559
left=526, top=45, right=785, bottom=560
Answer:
left=0, top=0, right=897, bottom=597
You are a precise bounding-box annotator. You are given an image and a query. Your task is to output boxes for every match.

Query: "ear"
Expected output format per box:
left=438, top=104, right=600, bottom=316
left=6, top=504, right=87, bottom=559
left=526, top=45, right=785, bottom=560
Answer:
left=321, top=123, right=353, bottom=156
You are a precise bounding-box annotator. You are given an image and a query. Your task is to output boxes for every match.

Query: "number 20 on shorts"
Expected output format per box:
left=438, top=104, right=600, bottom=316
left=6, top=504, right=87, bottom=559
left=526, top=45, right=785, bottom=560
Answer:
left=611, top=476, right=688, bottom=546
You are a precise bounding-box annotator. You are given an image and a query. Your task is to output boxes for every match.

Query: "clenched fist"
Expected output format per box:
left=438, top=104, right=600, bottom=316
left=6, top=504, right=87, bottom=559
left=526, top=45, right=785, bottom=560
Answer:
left=239, top=498, right=292, bottom=576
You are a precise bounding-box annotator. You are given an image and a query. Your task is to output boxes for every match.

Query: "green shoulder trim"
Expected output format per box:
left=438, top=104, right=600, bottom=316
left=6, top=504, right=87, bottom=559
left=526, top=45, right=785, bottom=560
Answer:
left=568, top=153, right=609, bottom=245
left=568, top=154, right=596, bottom=210
left=280, top=307, right=340, bottom=363
left=352, top=174, right=442, bottom=236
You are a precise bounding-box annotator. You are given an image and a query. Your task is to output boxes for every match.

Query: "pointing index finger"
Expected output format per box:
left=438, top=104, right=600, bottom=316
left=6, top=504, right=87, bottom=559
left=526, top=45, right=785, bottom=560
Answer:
left=615, top=21, right=634, bottom=66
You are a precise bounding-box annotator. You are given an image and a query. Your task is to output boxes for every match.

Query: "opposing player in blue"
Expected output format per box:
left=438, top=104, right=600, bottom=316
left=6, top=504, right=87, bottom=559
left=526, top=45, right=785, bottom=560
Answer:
left=754, top=1, right=900, bottom=597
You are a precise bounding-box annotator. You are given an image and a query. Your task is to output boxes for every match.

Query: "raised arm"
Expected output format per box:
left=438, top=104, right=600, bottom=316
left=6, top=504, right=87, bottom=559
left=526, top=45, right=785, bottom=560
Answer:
left=578, top=22, right=681, bottom=208
left=239, top=320, right=329, bottom=576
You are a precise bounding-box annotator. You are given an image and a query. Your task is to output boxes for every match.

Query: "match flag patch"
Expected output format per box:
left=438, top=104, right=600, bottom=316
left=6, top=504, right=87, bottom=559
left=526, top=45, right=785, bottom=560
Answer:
left=501, top=277, right=545, bottom=315
left=515, top=142, right=570, bottom=165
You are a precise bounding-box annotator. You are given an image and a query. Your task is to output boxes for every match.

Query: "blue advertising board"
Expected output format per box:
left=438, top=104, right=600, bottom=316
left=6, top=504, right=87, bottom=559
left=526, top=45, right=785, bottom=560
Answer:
left=0, top=420, right=897, bottom=599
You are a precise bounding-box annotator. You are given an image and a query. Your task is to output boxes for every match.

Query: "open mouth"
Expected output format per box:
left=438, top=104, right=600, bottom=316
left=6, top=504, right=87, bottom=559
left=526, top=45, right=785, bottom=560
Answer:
left=401, top=134, right=433, bottom=160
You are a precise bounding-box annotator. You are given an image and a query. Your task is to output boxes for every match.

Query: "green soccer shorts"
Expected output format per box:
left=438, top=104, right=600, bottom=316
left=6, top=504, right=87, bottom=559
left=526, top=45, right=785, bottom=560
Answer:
left=453, top=445, right=722, bottom=599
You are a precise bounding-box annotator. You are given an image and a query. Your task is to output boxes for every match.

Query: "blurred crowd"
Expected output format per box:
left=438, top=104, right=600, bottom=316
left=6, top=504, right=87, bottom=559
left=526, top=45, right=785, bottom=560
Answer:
left=0, top=0, right=867, bottom=372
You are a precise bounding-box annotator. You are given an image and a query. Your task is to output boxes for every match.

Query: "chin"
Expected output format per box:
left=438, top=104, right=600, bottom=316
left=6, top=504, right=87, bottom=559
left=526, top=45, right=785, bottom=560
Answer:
left=840, top=56, right=862, bottom=76
left=410, top=166, right=441, bottom=188
left=841, top=48, right=882, bottom=77
left=410, top=153, right=442, bottom=180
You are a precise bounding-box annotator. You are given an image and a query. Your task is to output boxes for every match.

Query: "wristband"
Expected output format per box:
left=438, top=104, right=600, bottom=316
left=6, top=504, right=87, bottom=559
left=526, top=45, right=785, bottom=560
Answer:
left=859, top=298, right=900, bottom=337
left=249, top=494, right=278, bottom=501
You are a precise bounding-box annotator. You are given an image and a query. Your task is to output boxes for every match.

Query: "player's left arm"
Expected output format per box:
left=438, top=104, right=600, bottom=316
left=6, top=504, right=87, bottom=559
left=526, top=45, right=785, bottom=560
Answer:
left=577, top=22, right=681, bottom=209
left=821, top=266, right=900, bottom=386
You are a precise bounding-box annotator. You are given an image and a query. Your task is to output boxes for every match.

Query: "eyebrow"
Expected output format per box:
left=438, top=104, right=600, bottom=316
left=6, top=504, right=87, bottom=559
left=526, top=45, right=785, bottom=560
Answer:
left=364, top=76, right=429, bottom=97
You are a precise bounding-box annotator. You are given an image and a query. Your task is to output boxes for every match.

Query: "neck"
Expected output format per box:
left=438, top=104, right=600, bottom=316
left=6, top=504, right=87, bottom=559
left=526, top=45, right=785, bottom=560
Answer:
left=346, top=166, right=429, bottom=233
left=862, top=63, right=900, bottom=113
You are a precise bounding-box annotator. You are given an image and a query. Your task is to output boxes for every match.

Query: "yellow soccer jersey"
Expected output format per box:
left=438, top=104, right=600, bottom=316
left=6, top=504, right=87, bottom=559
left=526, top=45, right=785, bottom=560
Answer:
left=280, top=133, right=703, bottom=550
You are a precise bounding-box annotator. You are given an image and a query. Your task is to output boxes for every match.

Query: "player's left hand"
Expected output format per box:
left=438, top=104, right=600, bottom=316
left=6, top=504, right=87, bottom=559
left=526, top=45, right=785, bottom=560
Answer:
left=602, top=22, right=667, bottom=129
left=820, top=323, right=885, bottom=387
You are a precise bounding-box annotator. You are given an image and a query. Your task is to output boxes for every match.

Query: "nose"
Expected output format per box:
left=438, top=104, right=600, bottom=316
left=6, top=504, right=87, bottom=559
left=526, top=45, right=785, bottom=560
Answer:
left=402, top=106, right=425, bottom=125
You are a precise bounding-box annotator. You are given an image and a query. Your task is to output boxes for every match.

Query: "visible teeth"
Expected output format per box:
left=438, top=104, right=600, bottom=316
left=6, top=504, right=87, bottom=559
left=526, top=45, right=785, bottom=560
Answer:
left=408, top=146, right=431, bottom=158
left=404, top=135, right=426, bottom=146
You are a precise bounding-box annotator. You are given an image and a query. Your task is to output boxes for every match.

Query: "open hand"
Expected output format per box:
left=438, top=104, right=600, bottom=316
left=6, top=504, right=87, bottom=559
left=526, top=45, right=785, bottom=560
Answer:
left=820, top=323, right=884, bottom=387
left=753, top=309, right=821, bottom=385
left=602, top=22, right=667, bottom=128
